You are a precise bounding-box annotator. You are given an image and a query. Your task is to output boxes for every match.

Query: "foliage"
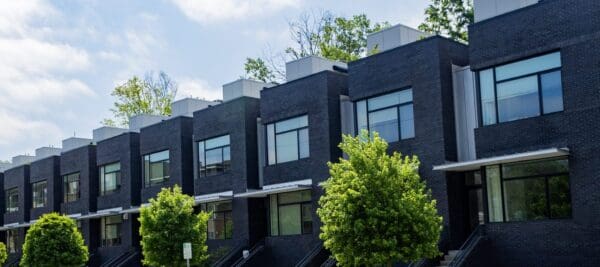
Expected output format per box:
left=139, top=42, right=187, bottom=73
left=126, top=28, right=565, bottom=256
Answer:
left=102, top=71, right=177, bottom=127
left=139, top=185, right=209, bottom=267
left=20, top=213, right=88, bottom=267
left=418, top=0, right=474, bottom=43
left=244, top=11, right=389, bottom=83
left=0, top=242, right=6, bottom=265
left=317, top=130, right=442, bottom=266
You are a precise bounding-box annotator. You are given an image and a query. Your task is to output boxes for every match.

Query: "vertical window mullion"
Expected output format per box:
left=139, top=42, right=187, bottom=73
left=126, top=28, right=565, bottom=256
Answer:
left=397, top=106, right=402, bottom=140
left=493, top=68, right=500, bottom=125
left=537, top=74, right=544, bottom=115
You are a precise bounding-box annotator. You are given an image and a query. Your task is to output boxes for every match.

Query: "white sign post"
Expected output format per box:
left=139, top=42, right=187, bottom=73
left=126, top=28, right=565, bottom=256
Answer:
left=183, top=242, right=192, bottom=267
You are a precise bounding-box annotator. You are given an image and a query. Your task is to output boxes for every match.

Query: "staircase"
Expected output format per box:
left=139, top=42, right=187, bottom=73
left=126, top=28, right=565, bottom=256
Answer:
left=436, top=250, right=460, bottom=267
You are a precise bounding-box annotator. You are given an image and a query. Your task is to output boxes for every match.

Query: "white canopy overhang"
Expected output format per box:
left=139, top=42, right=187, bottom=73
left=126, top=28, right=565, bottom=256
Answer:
left=194, top=191, right=233, bottom=204
left=235, top=179, right=312, bottom=198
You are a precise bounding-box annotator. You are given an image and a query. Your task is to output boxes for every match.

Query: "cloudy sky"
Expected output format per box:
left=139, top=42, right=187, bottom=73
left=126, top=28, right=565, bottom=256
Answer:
left=0, top=0, right=429, bottom=162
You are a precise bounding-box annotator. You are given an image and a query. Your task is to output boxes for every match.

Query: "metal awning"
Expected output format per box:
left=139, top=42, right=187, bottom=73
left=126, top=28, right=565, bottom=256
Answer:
left=235, top=179, right=312, bottom=198
left=120, top=206, right=141, bottom=214
left=433, top=147, right=569, bottom=172
left=78, top=207, right=123, bottom=220
left=194, top=191, right=233, bottom=204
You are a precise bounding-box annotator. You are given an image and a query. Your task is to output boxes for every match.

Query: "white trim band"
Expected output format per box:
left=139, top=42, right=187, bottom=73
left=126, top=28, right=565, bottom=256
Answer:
left=235, top=179, right=312, bottom=198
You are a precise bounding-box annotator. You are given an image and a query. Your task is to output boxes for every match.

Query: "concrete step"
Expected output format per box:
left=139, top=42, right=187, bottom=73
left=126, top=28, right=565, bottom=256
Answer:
left=448, top=250, right=460, bottom=257
left=444, top=254, right=455, bottom=261
left=440, top=260, right=452, bottom=265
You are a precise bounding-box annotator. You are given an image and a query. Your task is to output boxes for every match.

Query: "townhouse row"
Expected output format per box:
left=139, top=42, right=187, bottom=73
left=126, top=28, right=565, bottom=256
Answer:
left=1, top=0, right=599, bottom=266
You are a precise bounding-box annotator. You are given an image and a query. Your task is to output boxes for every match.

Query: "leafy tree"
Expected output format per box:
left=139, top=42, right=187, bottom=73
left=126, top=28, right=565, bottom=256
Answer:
left=317, top=130, right=442, bottom=266
left=139, top=186, right=209, bottom=267
left=244, top=11, right=389, bottom=83
left=102, top=71, right=177, bottom=127
left=0, top=242, right=6, bottom=265
left=418, top=0, right=474, bottom=43
left=20, top=213, right=88, bottom=267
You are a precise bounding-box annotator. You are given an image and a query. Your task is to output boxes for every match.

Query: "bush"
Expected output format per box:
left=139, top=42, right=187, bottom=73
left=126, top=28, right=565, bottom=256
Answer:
left=139, top=185, right=210, bottom=267
left=20, top=213, right=88, bottom=267
left=0, top=242, right=7, bottom=265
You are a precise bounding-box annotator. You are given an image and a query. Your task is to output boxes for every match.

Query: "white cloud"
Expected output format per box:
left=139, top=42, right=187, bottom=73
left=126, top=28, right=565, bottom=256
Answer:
left=170, top=0, right=299, bottom=24
left=177, top=78, right=222, bottom=101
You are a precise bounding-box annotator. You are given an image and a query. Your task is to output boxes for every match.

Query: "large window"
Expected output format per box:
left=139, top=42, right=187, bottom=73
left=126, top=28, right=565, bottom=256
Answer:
left=5, top=187, right=19, bottom=213
left=355, top=88, right=415, bottom=142
left=32, top=180, right=47, bottom=208
left=200, top=201, right=233, bottom=240
left=7, top=229, right=18, bottom=253
left=267, top=115, right=309, bottom=164
left=486, top=158, right=571, bottom=222
left=100, top=162, right=121, bottom=196
left=143, top=150, right=170, bottom=187
left=198, top=135, right=231, bottom=177
left=101, top=215, right=122, bottom=247
left=63, top=172, right=80, bottom=203
left=269, top=190, right=312, bottom=236
left=479, top=52, right=563, bottom=125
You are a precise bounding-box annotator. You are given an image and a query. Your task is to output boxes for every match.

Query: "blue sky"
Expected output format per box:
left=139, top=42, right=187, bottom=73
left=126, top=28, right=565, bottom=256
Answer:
left=0, top=0, right=429, bottom=161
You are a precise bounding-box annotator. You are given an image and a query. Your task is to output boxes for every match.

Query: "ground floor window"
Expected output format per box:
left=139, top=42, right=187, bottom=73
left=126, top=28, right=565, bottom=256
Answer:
left=269, top=190, right=312, bottom=236
left=200, top=201, right=233, bottom=240
left=101, top=215, right=122, bottom=247
left=6, top=229, right=18, bottom=253
left=486, top=157, right=571, bottom=222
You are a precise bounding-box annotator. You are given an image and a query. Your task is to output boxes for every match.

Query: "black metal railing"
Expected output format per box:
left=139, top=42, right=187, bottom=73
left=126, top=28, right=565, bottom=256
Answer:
left=231, top=239, right=265, bottom=267
left=448, top=225, right=484, bottom=267
left=212, top=244, right=245, bottom=267
left=295, top=243, right=328, bottom=267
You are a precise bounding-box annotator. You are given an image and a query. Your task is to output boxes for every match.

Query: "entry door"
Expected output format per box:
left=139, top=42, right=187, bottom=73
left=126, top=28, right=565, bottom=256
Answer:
left=465, top=171, right=484, bottom=232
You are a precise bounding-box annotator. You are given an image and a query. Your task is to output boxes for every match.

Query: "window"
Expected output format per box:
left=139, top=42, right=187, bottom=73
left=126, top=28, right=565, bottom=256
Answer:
left=100, top=162, right=121, bottom=196
left=269, top=190, right=312, bottom=236
left=355, top=89, right=415, bottom=142
left=7, top=229, right=18, bottom=253
left=101, top=215, right=122, bottom=247
left=486, top=158, right=571, bottom=222
left=143, top=150, right=170, bottom=187
left=198, top=135, right=231, bottom=177
left=200, top=201, right=233, bottom=239
left=479, top=52, right=563, bottom=125
left=267, top=115, right=309, bottom=164
left=32, top=180, right=47, bottom=208
left=5, top=187, right=19, bottom=213
left=63, top=172, right=80, bottom=203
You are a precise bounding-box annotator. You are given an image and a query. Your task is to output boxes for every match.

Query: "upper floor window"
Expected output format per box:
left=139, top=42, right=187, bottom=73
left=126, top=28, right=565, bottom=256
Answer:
left=200, top=201, right=233, bottom=240
left=479, top=52, right=563, bottom=126
left=101, top=215, right=122, bottom=247
left=355, top=88, right=415, bottom=142
left=143, top=150, right=169, bottom=187
left=269, top=190, right=312, bottom=236
left=267, top=115, right=309, bottom=165
left=486, top=157, right=571, bottom=222
left=100, top=162, right=121, bottom=196
left=63, top=172, right=80, bottom=203
left=5, top=187, right=18, bottom=213
left=32, top=180, right=47, bottom=208
left=198, top=135, right=231, bottom=177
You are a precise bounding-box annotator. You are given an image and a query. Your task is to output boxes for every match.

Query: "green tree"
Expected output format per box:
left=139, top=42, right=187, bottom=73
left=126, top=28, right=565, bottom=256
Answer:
left=139, top=186, right=209, bottom=267
left=20, top=213, right=88, bottom=267
left=244, top=11, right=389, bottom=83
left=0, top=242, right=7, bottom=265
left=102, top=71, right=177, bottom=127
left=418, top=0, right=474, bottom=43
left=317, top=130, right=442, bottom=266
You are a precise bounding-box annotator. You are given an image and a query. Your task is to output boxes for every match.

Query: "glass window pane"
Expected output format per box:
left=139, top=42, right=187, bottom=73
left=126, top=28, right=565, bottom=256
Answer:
left=497, top=76, right=540, bottom=123
left=399, top=104, right=415, bottom=139
left=368, top=89, right=412, bottom=111
left=299, top=128, right=309, bottom=159
left=276, top=131, right=298, bottom=163
left=279, top=205, right=301, bottom=235
left=205, top=135, right=230, bottom=149
left=368, top=107, right=399, bottom=142
left=486, top=166, right=503, bottom=222
left=279, top=191, right=303, bottom=204
left=150, top=162, right=164, bottom=181
left=541, top=71, right=564, bottom=113
left=104, top=172, right=118, bottom=192
left=267, top=124, right=276, bottom=165
left=356, top=100, right=368, bottom=132
left=150, top=150, right=169, bottom=162
left=302, top=203, right=312, bottom=234
left=198, top=141, right=205, bottom=168
left=479, top=69, right=497, bottom=125
left=495, top=52, right=561, bottom=81
left=144, top=156, right=150, bottom=185
left=205, top=149, right=223, bottom=165
left=104, top=162, right=120, bottom=173
left=275, top=115, right=308, bottom=133
left=223, top=146, right=231, bottom=172
left=548, top=175, right=571, bottom=218
left=502, top=158, right=568, bottom=178
left=503, top=177, right=548, bottom=221
left=270, top=195, right=278, bottom=236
